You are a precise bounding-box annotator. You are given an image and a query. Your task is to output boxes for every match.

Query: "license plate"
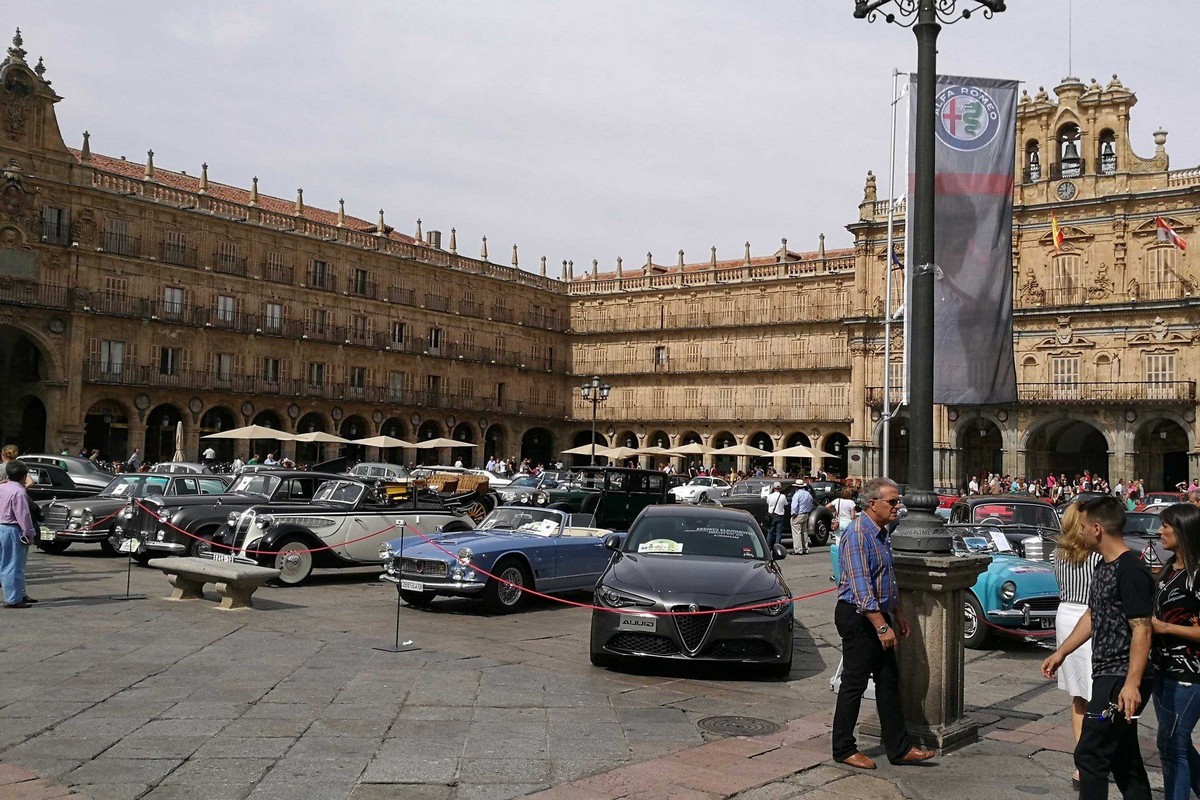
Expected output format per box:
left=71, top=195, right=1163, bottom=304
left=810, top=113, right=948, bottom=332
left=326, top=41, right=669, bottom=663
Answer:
left=40, top=530, right=55, bottom=541
left=1039, top=618, right=1054, bottom=629
left=400, top=579, right=424, bottom=592
left=617, top=614, right=658, bottom=633
left=208, top=552, right=234, bottom=563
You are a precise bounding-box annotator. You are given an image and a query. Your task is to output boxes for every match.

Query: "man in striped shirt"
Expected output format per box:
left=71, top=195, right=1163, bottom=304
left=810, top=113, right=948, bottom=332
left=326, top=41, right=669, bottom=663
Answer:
left=831, top=477, right=934, bottom=769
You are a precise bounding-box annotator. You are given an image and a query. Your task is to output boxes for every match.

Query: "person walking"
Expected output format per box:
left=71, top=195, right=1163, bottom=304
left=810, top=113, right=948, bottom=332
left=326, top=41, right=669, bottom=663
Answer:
left=832, top=477, right=934, bottom=770
left=126, top=448, right=142, bottom=472
left=1150, top=503, right=1200, bottom=800
left=827, top=486, right=857, bottom=537
left=0, top=461, right=38, bottom=609
left=1053, top=502, right=1101, bottom=791
left=764, top=482, right=789, bottom=551
left=1042, top=495, right=1154, bottom=800
left=790, top=480, right=813, bottom=555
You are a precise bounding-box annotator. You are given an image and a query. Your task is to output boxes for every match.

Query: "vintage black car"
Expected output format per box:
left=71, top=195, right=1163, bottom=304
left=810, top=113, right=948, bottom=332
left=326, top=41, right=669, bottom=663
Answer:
left=22, top=454, right=113, bottom=492
left=717, top=478, right=834, bottom=547
left=116, top=470, right=342, bottom=564
left=946, top=495, right=1061, bottom=560
left=38, top=472, right=231, bottom=555
left=24, top=463, right=100, bottom=504
left=516, top=467, right=676, bottom=531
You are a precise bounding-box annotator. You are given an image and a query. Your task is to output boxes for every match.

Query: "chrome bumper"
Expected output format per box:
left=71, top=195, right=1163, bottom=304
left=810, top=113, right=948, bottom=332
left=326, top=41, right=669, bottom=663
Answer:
left=380, top=573, right=486, bottom=593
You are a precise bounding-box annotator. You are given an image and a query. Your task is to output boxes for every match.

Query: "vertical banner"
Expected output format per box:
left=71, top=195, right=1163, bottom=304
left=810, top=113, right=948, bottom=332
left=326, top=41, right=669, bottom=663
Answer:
left=909, top=74, right=1018, bottom=405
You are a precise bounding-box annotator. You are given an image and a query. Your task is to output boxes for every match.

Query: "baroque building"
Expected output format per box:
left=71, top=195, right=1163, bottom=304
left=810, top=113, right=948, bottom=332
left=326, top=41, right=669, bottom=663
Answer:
left=0, top=32, right=1197, bottom=488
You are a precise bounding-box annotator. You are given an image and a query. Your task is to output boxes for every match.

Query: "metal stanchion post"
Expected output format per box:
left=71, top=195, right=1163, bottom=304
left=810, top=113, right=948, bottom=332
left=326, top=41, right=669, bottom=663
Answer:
left=110, top=535, right=146, bottom=601
left=375, top=523, right=419, bottom=653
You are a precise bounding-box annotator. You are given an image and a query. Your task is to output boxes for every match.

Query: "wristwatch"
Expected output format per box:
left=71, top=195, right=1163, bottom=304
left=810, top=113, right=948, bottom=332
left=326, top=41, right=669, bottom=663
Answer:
left=876, top=624, right=890, bottom=635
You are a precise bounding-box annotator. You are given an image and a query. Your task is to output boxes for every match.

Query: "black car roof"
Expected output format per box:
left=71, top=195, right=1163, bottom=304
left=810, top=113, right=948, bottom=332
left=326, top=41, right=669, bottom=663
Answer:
left=958, top=496, right=1050, bottom=507
left=639, top=505, right=756, bottom=521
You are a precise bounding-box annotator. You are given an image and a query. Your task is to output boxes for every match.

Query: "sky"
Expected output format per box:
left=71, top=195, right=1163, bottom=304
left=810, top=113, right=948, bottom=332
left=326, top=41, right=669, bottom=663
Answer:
left=18, top=1, right=1200, bottom=272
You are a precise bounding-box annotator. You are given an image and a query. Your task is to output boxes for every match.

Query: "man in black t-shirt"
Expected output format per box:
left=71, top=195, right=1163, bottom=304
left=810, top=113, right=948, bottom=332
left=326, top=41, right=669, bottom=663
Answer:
left=1042, top=495, right=1154, bottom=800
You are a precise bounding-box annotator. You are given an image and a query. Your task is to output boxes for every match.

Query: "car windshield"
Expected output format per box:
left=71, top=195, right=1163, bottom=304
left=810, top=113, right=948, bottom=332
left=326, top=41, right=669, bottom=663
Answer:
left=313, top=480, right=364, bottom=505
left=477, top=508, right=563, bottom=535
left=102, top=475, right=171, bottom=498
left=624, top=515, right=766, bottom=559
left=230, top=474, right=280, bottom=497
left=1125, top=514, right=1163, bottom=536
left=508, top=476, right=540, bottom=489
left=687, top=478, right=711, bottom=487
left=730, top=482, right=766, bottom=496
left=972, top=502, right=1059, bottom=530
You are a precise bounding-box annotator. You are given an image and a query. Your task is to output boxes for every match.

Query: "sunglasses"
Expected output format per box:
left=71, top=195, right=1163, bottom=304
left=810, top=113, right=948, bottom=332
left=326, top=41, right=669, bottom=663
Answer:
left=875, top=498, right=901, bottom=507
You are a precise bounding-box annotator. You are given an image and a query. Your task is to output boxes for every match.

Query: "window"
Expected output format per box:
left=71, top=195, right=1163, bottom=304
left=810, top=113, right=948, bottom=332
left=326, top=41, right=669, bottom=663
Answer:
left=216, top=295, right=235, bottom=324
left=790, top=386, right=808, bottom=406
left=390, top=322, right=405, bottom=347
left=1098, top=130, right=1117, bottom=175
left=264, top=302, right=283, bottom=332
left=1145, top=353, right=1176, bottom=400
left=496, top=383, right=506, bottom=404
left=104, top=218, right=134, bottom=255
left=458, top=378, right=473, bottom=399
left=348, top=366, right=367, bottom=397
left=684, top=387, right=699, bottom=408
left=428, top=327, right=442, bottom=351
left=426, top=374, right=442, bottom=398
left=388, top=371, right=408, bottom=399
left=163, top=230, right=189, bottom=265
left=42, top=205, right=68, bottom=244
left=307, top=362, right=325, bottom=388
left=263, top=251, right=290, bottom=284
left=717, top=387, right=733, bottom=410
left=213, top=353, right=234, bottom=381
left=100, top=340, right=125, bottom=375
left=159, top=346, right=182, bottom=376
left=309, top=260, right=330, bottom=289
left=1146, top=247, right=1177, bottom=293
left=753, top=386, right=768, bottom=406
left=311, top=308, right=328, bottom=334
left=1050, top=356, right=1080, bottom=399
left=654, top=346, right=668, bottom=368
left=1052, top=254, right=1083, bottom=303
left=351, top=268, right=369, bottom=296
left=215, top=240, right=241, bottom=271
left=351, top=315, right=370, bottom=341
left=263, top=357, right=281, bottom=384
left=829, top=385, right=848, bottom=409
left=162, top=286, right=184, bottom=317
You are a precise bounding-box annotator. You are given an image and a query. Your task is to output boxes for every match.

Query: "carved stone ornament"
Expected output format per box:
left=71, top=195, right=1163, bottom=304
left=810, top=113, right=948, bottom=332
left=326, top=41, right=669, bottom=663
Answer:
left=1152, top=316, right=1168, bottom=341
left=72, top=209, right=96, bottom=245
left=1089, top=263, right=1112, bottom=300
left=0, top=159, right=30, bottom=221
left=1019, top=270, right=1045, bottom=304
left=2, top=69, right=33, bottom=141
left=1055, top=316, right=1073, bottom=345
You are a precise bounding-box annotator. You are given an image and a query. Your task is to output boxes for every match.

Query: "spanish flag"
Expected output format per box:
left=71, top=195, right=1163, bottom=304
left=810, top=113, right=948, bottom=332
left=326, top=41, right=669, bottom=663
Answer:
left=1157, top=216, right=1188, bottom=252
left=1051, top=213, right=1064, bottom=252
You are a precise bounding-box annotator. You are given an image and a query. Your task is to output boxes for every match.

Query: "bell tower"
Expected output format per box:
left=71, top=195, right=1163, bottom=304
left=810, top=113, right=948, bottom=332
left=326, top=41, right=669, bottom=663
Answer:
left=0, top=28, right=75, bottom=181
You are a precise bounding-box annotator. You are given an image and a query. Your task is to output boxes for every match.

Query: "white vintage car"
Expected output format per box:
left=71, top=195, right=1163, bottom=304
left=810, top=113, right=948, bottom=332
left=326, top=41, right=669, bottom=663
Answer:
left=668, top=476, right=731, bottom=504
left=221, top=479, right=475, bottom=585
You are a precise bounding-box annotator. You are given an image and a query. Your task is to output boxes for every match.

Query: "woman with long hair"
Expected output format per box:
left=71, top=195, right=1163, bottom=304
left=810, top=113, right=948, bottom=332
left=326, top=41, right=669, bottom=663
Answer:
left=1053, top=502, right=1100, bottom=791
left=1151, top=503, right=1200, bottom=799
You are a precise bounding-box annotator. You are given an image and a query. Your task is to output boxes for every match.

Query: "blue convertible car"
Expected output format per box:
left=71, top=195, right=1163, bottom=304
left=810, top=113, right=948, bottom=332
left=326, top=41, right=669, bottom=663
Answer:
left=830, top=527, right=1059, bottom=649
left=380, top=507, right=617, bottom=613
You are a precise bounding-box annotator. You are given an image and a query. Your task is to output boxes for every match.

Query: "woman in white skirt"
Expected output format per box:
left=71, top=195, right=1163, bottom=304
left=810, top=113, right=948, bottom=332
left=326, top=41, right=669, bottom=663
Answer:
left=1052, top=502, right=1100, bottom=791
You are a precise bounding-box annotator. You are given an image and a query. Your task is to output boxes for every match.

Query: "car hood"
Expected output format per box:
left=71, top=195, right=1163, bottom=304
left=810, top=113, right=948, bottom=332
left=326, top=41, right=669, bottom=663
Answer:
left=990, top=554, right=1059, bottom=593
left=144, top=492, right=265, bottom=510
left=46, top=496, right=127, bottom=512
left=605, top=553, right=784, bottom=603
left=386, top=527, right=550, bottom=557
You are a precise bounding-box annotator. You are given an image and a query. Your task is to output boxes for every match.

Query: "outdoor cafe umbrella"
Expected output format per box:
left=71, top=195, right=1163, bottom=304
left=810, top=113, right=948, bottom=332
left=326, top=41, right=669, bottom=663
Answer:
left=561, top=443, right=614, bottom=457
left=637, top=446, right=674, bottom=457
left=666, top=442, right=716, bottom=456
left=712, top=442, right=772, bottom=457
left=774, top=444, right=818, bottom=459
left=173, top=421, right=185, bottom=463
left=413, top=437, right=477, bottom=450
left=292, top=431, right=352, bottom=444
left=201, top=424, right=297, bottom=441
left=603, top=446, right=644, bottom=463
left=353, top=435, right=416, bottom=449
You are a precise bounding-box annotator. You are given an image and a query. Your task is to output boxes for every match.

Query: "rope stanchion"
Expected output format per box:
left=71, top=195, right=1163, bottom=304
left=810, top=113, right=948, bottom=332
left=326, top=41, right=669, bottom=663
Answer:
left=396, top=522, right=838, bottom=616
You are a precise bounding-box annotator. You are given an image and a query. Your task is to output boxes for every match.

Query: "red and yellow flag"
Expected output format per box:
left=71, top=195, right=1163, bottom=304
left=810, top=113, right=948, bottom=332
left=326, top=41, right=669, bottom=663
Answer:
left=1157, top=216, right=1188, bottom=252
left=1051, top=213, right=1064, bottom=252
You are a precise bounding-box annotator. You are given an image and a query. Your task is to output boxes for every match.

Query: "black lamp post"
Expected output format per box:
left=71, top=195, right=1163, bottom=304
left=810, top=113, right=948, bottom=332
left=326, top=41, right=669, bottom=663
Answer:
left=580, top=376, right=611, bottom=466
left=853, top=0, right=1005, bottom=551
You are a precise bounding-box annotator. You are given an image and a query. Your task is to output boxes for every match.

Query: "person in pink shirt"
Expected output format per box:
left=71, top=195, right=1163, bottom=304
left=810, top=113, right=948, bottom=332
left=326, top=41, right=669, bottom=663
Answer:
left=0, top=460, right=38, bottom=609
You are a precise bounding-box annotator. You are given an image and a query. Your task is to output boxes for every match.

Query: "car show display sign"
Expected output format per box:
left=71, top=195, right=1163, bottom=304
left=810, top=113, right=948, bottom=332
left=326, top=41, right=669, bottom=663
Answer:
left=910, top=74, right=1019, bottom=405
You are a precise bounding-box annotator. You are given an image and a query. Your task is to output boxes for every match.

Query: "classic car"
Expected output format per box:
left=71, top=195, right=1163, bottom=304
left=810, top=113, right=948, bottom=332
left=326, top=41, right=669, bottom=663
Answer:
left=380, top=506, right=615, bottom=613
left=1124, top=510, right=1167, bottom=573
left=589, top=505, right=794, bottom=677
left=24, top=463, right=99, bottom=503
left=227, top=478, right=474, bottom=586
left=668, top=476, right=732, bottom=504
left=22, top=454, right=112, bottom=492
left=525, top=467, right=676, bottom=531
left=116, top=470, right=343, bottom=564
left=830, top=527, right=1060, bottom=649
left=496, top=473, right=565, bottom=505
left=149, top=462, right=214, bottom=474
left=348, top=462, right=410, bottom=481
left=718, top=478, right=834, bottom=548
left=946, top=495, right=1060, bottom=560
left=37, top=472, right=231, bottom=555
left=1135, top=492, right=1185, bottom=512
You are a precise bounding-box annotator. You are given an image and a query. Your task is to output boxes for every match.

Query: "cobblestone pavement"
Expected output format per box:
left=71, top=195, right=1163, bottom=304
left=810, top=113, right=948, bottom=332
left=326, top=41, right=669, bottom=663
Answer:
left=0, top=545, right=1166, bottom=799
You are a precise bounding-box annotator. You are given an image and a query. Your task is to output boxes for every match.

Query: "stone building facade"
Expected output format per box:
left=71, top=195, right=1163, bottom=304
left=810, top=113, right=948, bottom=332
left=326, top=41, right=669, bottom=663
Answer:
left=1, top=33, right=1197, bottom=488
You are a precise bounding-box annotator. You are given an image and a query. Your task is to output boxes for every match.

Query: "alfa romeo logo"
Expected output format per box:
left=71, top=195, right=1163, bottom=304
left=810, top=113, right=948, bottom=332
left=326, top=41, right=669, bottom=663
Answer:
left=935, top=85, right=1001, bottom=152
left=688, top=604, right=699, bottom=613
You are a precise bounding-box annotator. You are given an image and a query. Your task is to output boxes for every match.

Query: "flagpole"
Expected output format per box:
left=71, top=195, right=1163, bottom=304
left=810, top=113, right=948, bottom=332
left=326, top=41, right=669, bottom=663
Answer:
left=883, top=67, right=903, bottom=479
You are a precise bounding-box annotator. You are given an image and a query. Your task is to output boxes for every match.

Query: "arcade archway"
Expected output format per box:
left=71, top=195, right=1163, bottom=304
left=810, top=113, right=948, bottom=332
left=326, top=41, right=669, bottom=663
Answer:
left=1025, top=416, right=1110, bottom=483
left=340, top=415, right=370, bottom=464
left=1134, top=418, right=1191, bottom=491
left=145, top=404, right=184, bottom=464
left=0, top=326, right=54, bottom=454
left=957, top=417, right=1004, bottom=490
left=876, top=415, right=909, bottom=485
left=484, top=424, right=508, bottom=463
left=520, top=427, right=553, bottom=469
left=83, top=400, right=130, bottom=463
left=295, top=412, right=329, bottom=464
left=416, top=420, right=444, bottom=465
left=823, top=433, right=849, bottom=479
left=570, top=430, right=608, bottom=467
left=380, top=418, right=409, bottom=464
left=15, top=396, right=45, bottom=455
left=712, top=431, right=737, bottom=475
left=451, top=423, right=476, bottom=467
left=250, top=410, right=286, bottom=463
left=784, top=432, right=812, bottom=477
left=199, top=407, right=237, bottom=464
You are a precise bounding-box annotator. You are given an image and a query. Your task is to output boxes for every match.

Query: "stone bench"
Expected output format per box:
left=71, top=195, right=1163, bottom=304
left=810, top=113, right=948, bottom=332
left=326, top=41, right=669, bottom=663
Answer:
left=149, top=557, right=281, bottom=610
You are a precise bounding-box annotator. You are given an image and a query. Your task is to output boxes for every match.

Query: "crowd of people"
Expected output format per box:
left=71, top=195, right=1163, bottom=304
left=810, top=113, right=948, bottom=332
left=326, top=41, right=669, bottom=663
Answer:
left=966, top=469, right=1200, bottom=507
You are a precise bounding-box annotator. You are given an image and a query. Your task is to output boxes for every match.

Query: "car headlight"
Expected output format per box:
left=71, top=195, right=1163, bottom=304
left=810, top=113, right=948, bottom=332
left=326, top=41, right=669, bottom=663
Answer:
left=257, top=514, right=274, bottom=530
left=1000, top=580, right=1016, bottom=603
left=534, top=492, right=548, bottom=506
left=157, top=510, right=171, bottom=522
left=80, top=509, right=94, bottom=525
left=750, top=596, right=792, bottom=617
left=597, top=585, right=655, bottom=608
left=226, top=511, right=240, bottom=526
left=457, top=547, right=473, bottom=566
left=518, top=493, right=530, bottom=504
left=378, top=542, right=394, bottom=560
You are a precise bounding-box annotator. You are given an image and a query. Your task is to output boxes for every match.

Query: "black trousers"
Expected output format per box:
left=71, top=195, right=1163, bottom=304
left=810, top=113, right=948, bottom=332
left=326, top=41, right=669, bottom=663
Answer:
left=1076, top=675, right=1152, bottom=800
left=831, top=600, right=911, bottom=762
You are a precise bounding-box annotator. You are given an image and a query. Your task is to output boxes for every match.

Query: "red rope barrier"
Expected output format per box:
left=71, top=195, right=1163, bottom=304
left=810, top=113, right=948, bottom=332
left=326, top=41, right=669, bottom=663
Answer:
left=396, top=522, right=838, bottom=616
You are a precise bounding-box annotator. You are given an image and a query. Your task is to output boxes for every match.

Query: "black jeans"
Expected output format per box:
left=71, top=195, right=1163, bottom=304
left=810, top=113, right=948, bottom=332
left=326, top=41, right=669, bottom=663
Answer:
left=1076, top=674, right=1152, bottom=800
left=831, top=601, right=911, bottom=762
left=767, top=514, right=788, bottom=549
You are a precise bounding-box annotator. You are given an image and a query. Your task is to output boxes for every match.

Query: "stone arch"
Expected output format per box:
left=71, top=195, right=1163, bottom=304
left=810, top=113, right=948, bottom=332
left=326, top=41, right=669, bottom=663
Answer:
left=198, top=406, right=238, bottom=464
left=416, top=420, right=444, bottom=465
left=145, top=403, right=185, bottom=464
left=678, top=430, right=703, bottom=446
left=783, top=431, right=812, bottom=477
left=614, top=429, right=639, bottom=450
left=823, top=433, right=850, bottom=479
left=484, top=423, right=508, bottom=462
left=83, top=399, right=131, bottom=462
left=0, top=323, right=61, bottom=453
left=1132, top=414, right=1193, bottom=491
left=1021, top=413, right=1112, bottom=482
left=380, top=417, right=409, bottom=464
left=295, top=411, right=329, bottom=464
left=250, top=410, right=287, bottom=463
left=711, top=430, right=737, bottom=475
left=954, top=415, right=1005, bottom=490
left=569, top=429, right=607, bottom=467
left=451, top=422, right=476, bottom=467
left=520, top=427, right=553, bottom=468
left=340, top=415, right=370, bottom=464
left=14, top=395, right=46, bottom=454
left=872, top=412, right=910, bottom=485
left=747, top=430, right=774, bottom=473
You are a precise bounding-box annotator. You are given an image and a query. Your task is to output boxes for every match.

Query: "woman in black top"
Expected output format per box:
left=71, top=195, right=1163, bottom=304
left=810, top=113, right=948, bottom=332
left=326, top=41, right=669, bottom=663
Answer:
left=1152, top=503, right=1200, bottom=800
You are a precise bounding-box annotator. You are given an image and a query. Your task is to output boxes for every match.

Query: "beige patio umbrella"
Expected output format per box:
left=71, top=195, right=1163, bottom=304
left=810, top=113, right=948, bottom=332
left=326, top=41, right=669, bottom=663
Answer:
left=173, top=421, right=185, bottom=462
left=413, top=437, right=477, bottom=450
left=666, top=442, right=717, bottom=456
left=353, top=435, right=416, bottom=449
left=201, top=424, right=297, bottom=441
left=561, top=443, right=613, bottom=457
left=775, top=443, right=818, bottom=459
left=292, top=431, right=353, bottom=444
left=604, top=446, right=644, bottom=462
left=637, top=446, right=674, bottom=457
left=713, top=442, right=772, bottom=457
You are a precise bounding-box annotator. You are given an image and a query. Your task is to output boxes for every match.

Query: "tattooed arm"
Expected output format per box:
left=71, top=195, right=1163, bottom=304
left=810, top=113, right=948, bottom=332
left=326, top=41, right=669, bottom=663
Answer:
left=1119, top=616, right=1152, bottom=720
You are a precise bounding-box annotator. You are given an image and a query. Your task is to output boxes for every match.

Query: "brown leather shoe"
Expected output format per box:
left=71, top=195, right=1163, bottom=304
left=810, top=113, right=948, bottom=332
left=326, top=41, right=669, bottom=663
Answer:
left=837, top=752, right=877, bottom=770
left=896, top=746, right=936, bottom=764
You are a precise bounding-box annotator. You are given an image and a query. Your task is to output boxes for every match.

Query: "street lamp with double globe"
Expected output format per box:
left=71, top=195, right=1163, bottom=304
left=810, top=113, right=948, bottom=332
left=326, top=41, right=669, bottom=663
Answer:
left=580, top=376, right=611, bottom=467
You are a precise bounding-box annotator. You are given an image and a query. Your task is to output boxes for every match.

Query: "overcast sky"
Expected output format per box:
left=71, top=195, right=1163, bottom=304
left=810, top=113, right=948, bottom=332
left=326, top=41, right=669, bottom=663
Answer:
left=22, top=2, right=1200, bottom=271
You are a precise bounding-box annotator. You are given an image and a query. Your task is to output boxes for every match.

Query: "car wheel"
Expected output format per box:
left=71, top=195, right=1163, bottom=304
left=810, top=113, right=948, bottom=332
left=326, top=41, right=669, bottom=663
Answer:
left=272, top=538, right=314, bottom=586
left=189, top=537, right=213, bottom=558
left=590, top=649, right=616, bottom=668
left=809, top=519, right=830, bottom=548
left=963, top=594, right=988, bottom=650
left=400, top=590, right=434, bottom=608
left=482, top=557, right=532, bottom=614
left=99, top=536, right=118, bottom=557
left=36, top=541, right=70, bottom=555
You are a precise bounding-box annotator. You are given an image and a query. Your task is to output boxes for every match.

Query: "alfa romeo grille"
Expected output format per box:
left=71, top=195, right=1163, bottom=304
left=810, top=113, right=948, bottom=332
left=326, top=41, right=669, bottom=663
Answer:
left=43, top=506, right=70, bottom=530
left=703, top=639, right=776, bottom=659
left=401, top=558, right=448, bottom=577
left=673, top=606, right=716, bottom=652
left=1017, top=596, right=1058, bottom=612
left=607, top=633, right=680, bottom=656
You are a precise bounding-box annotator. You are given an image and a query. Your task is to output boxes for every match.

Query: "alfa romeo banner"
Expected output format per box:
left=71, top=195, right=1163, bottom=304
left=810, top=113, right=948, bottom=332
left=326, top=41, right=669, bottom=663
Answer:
left=909, top=74, right=1018, bottom=405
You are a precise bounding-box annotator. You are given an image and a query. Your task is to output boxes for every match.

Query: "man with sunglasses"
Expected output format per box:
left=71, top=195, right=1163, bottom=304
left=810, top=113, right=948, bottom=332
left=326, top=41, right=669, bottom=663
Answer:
left=832, top=477, right=934, bottom=770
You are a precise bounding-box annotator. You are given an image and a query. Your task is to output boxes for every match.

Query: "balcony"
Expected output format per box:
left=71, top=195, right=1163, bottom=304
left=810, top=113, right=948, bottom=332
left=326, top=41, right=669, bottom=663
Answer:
left=262, top=260, right=293, bottom=285
left=868, top=381, right=1197, bottom=408
left=195, top=307, right=261, bottom=334
left=387, top=285, right=416, bottom=306
left=213, top=252, right=248, bottom=276
left=424, top=293, right=450, bottom=312
left=490, top=305, right=514, bottom=323
left=574, top=403, right=852, bottom=424
left=101, top=232, right=141, bottom=257
left=582, top=352, right=849, bottom=377
left=88, top=291, right=148, bottom=318
left=459, top=300, right=484, bottom=317
left=346, top=325, right=373, bottom=346
left=159, top=241, right=198, bottom=268
left=306, top=269, right=336, bottom=292
left=41, top=219, right=70, bottom=246
left=0, top=282, right=74, bottom=311
left=348, top=280, right=379, bottom=300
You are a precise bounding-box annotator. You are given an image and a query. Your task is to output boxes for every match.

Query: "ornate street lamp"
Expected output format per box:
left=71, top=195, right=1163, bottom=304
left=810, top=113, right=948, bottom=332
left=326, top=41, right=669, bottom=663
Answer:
left=580, top=376, right=611, bottom=466
left=854, top=0, right=1005, bottom=552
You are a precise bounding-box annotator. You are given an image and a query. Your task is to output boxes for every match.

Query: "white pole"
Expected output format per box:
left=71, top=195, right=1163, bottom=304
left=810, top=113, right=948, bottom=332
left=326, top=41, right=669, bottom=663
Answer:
left=883, top=69, right=903, bottom=479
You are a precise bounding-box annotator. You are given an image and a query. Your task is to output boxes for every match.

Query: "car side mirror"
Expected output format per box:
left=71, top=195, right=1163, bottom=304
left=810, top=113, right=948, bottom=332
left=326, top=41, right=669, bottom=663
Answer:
left=772, top=544, right=788, bottom=561
left=604, top=534, right=622, bottom=551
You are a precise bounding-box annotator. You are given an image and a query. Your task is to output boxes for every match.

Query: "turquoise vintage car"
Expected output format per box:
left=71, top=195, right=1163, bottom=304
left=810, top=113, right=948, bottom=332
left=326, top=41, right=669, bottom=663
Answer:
left=830, top=528, right=1059, bottom=649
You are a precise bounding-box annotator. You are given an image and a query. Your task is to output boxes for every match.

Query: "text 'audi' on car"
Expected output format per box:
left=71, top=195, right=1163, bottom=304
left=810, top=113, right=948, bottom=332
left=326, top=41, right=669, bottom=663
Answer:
left=589, top=505, right=794, bottom=677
